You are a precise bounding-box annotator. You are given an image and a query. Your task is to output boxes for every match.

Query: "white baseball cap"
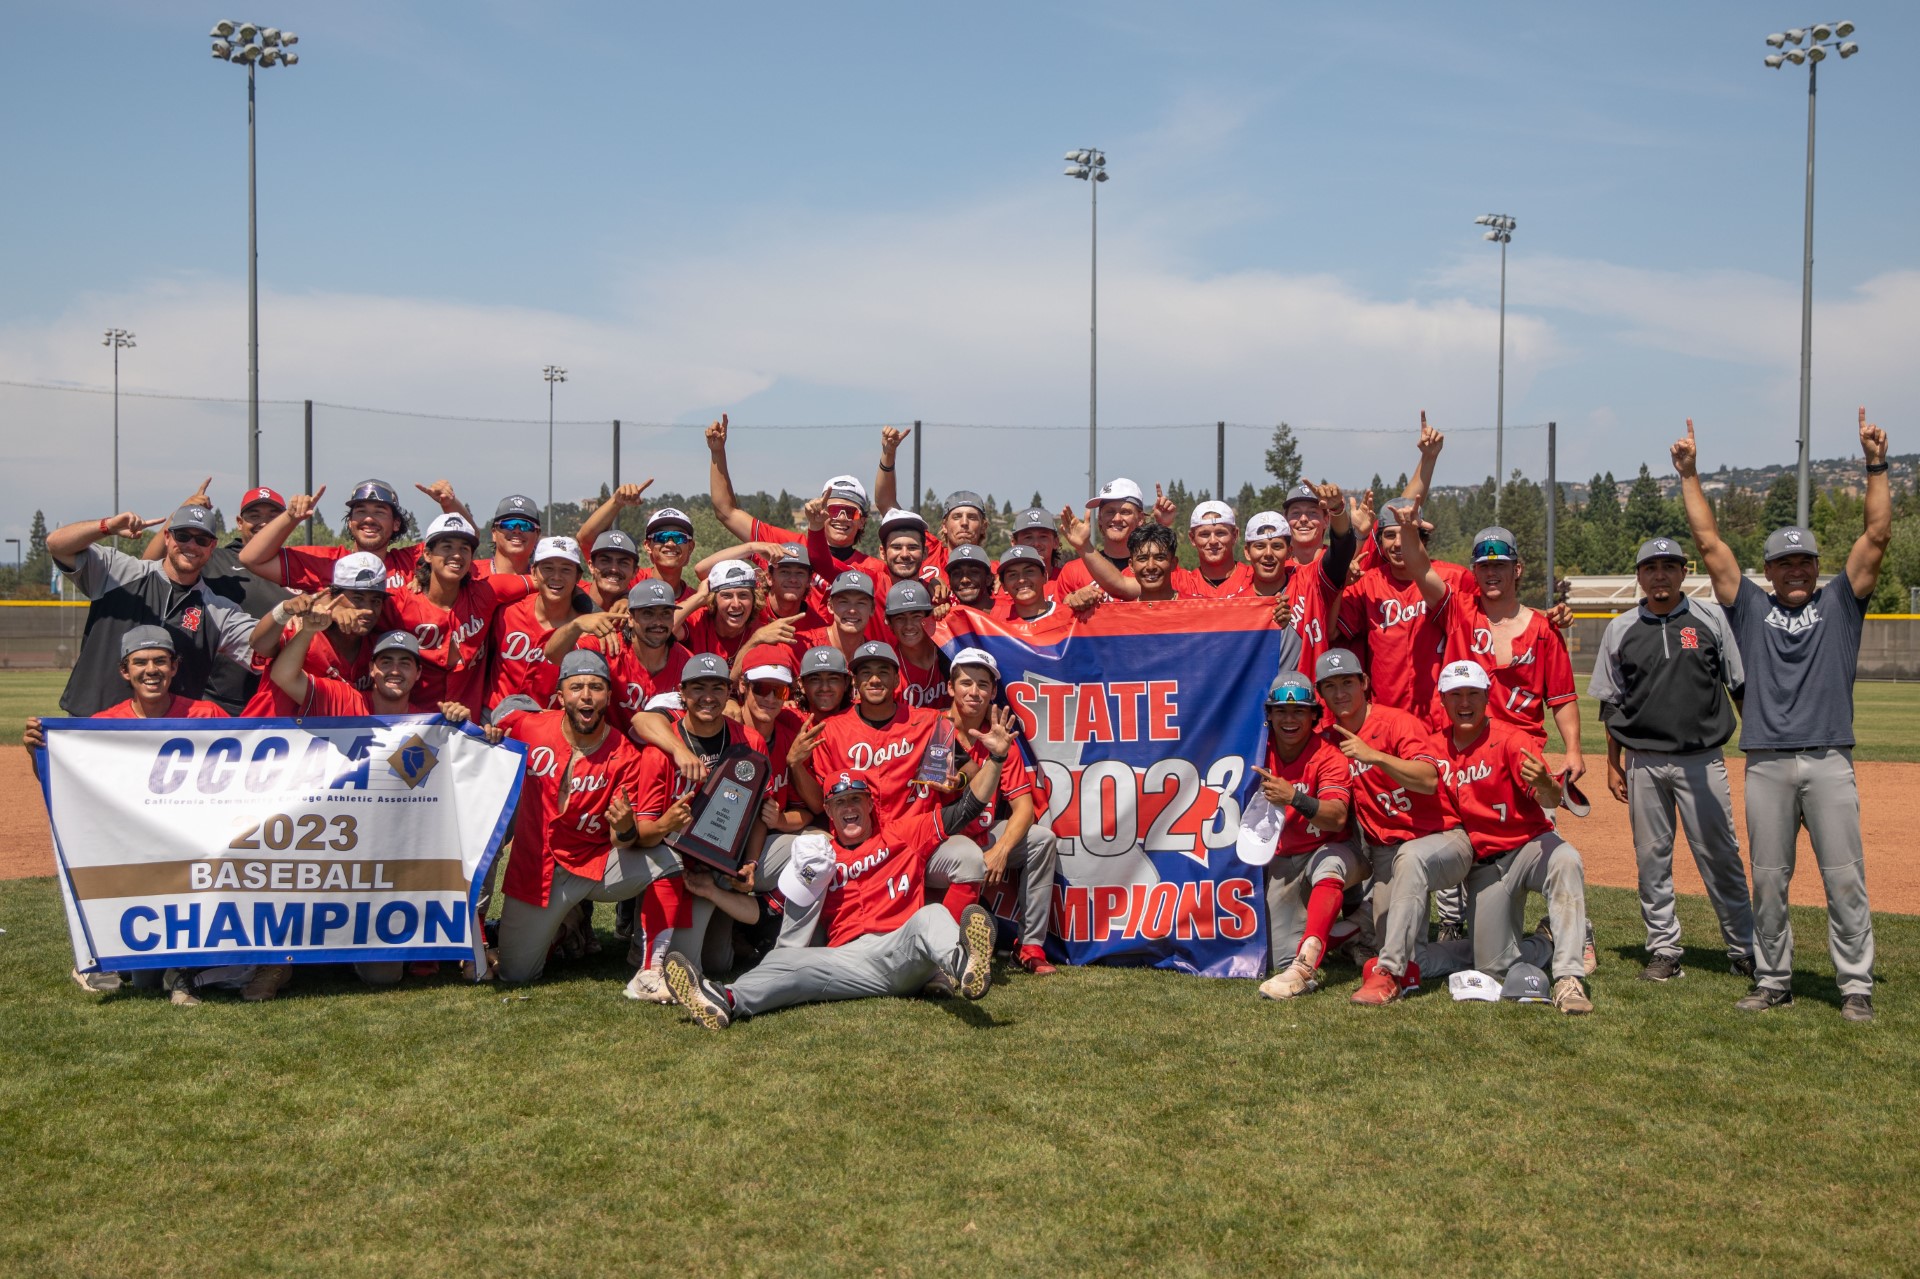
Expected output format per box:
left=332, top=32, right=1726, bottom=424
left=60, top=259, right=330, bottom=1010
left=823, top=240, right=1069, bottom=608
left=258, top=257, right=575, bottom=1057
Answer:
left=777, top=830, right=837, bottom=908
left=823, top=474, right=870, bottom=511
left=1188, top=500, right=1237, bottom=530
left=1085, top=478, right=1146, bottom=510
left=329, top=551, right=389, bottom=592
left=532, top=536, right=581, bottom=566
left=1449, top=970, right=1501, bottom=1002
left=643, top=691, right=684, bottom=712
left=744, top=660, right=795, bottom=685
left=707, top=560, right=756, bottom=591
left=949, top=646, right=1001, bottom=678
left=878, top=507, right=928, bottom=538
left=1436, top=660, right=1491, bottom=693
left=1234, top=793, right=1284, bottom=866
left=1244, top=510, right=1288, bottom=541
left=423, top=512, right=479, bottom=546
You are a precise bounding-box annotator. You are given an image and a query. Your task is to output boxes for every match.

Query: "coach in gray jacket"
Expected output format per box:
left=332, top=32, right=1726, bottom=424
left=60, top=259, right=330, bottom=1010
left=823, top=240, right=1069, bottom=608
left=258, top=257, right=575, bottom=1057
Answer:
left=1589, top=536, right=1754, bottom=984
left=1673, top=412, right=1891, bottom=1022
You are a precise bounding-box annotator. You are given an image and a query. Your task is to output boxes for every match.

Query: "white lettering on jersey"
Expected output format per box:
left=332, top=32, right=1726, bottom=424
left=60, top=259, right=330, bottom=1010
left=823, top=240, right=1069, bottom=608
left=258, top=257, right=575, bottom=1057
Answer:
left=832, top=843, right=896, bottom=888
left=413, top=623, right=444, bottom=649
left=526, top=745, right=557, bottom=778
left=500, top=630, right=547, bottom=663
left=1377, top=598, right=1427, bottom=629
left=1765, top=603, right=1822, bottom=635
left=846, top=737, right=918, bottom=770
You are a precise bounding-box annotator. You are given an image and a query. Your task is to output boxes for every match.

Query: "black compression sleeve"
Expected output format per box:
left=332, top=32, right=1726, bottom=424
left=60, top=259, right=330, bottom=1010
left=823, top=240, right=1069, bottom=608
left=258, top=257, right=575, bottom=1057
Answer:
left=940, top=789, right=989, bottom=836
left=1285, top=790, right=1321, bottom=821
left=1322, top=525, right=1356, bottom=587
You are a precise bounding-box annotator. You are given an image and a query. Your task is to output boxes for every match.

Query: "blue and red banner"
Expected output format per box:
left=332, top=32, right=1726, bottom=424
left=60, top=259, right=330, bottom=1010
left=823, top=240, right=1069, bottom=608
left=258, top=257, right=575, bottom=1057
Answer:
left=939, top=600, right=1284, bottom=977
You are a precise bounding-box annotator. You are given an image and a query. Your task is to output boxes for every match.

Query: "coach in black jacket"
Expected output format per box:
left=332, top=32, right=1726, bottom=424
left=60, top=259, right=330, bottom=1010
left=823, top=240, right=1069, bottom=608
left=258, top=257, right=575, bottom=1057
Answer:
left=1588, top=537, right=1755, bottom=984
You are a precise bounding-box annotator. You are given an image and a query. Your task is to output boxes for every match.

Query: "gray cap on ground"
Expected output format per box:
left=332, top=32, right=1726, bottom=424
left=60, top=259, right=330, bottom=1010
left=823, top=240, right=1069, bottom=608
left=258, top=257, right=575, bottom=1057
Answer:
left=168, top=505, right=218, bottom=535
left=557, top=649, right=611, bottom=685
left=1314, top=648, right=1364, bottom=683
left=627, top=579, right=677, bottom=610
left=799, top=646, right=848, bottom=677
left=1500, top=962, right=1551, bottom=1003
left=886, top=580, right=933, bottom=616
left=680, top=653, right=731, bottom=684
left=119, top=624, right=175, bottom=660
left=1763, top=526, right=1820, bottom=562
left=1635, top=537, right=1687, bottom=567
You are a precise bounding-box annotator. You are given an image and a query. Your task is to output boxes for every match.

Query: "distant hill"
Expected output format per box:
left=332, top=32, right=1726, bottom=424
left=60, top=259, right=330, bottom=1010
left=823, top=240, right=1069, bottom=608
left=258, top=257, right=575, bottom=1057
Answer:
left=1431, top=453, right=1917, bottom=504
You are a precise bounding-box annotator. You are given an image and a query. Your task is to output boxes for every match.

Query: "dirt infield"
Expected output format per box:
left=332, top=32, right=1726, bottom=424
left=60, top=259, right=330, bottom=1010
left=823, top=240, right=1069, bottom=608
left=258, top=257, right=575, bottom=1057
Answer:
left=3, top=746, right=1916, bottom=914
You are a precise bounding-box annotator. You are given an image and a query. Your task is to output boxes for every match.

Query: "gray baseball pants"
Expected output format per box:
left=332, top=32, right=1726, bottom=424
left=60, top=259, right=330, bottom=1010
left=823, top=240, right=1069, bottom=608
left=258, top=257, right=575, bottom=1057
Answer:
left=1743, top=748, right=1875, bottom=996
left=1265, top=841, right=1368, bottom=966
left=991, top=820, right=1060, bottom=948
left=1625, top=748, right=1754, bottom=961
left=1464, top=832, right=1588, bottom=981
left=497, top=846, right=682, bottom=983
left=1367, top=829, right=1475, bottom=980
left=772, top=835, right=984, bottom=950
left=728, top=903, right=964, bottom=1016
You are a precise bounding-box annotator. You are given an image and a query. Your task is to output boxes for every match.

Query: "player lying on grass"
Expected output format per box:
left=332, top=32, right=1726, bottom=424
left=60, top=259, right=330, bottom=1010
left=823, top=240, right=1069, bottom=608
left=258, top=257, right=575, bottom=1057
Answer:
left=660, top=711, right=1018, bottom=1029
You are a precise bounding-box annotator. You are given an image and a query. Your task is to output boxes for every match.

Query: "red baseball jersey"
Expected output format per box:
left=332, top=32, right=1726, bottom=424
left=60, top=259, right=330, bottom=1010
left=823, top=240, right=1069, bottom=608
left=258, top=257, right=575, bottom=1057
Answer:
left=1283, top=554, right=1344, bottom=674
left=255, top=674, right=439, bottom=718
left=1171, top=562, right=1254, bottom=599
left=951, top=726, right=1035, bottom=849
left=240, top=625, right=376, bottom=715
left=497, top=709, right=648, bottom=907
left=380, top=573, right=534, bottom=709
left=682, top=609, right=756, bottom=665
left=811, top=702, right=942, bottom=827
left=1338, top=561, right=1476, bottom=731
left=95, top=695, right=228, bottom=720
left=760, top=707, right=807, bottom=811
left=1438, top=720, right=1554, bottom=860
left=488, top=595, right=573, bottom=710
left=893, top=649, right=950, bottom=711
left=1333, top=704, right=1459, bottom=846
left=279, top=542, right=424, bottom=594
left=819, top=807, right=947, bottom=947
left=1260, top=733, right=1352, bottom=858
left=630, top=717, right=769, bottom=822
left=1440, top=596, right=1576, bottom=746
left=570, top=634, right=692, bottom=736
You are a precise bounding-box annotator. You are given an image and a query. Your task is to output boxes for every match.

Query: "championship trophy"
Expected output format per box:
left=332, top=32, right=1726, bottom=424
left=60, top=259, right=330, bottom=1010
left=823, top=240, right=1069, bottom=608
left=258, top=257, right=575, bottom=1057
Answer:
left=667, top=744, right=770, bottom=875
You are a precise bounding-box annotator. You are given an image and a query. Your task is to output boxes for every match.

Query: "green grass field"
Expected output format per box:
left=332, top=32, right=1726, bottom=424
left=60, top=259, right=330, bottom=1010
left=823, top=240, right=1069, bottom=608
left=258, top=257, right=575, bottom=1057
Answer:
left=0, top=878, right=1912, bottom=1276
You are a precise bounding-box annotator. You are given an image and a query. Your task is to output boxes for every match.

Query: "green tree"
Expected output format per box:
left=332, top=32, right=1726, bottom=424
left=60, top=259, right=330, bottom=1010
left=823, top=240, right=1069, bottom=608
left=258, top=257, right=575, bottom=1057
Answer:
left=1760, top=473, right=1798, bottom=532
left=1622, top=463, right=1680, bottom=543
left=1264, top=422, right=1302, bottom=486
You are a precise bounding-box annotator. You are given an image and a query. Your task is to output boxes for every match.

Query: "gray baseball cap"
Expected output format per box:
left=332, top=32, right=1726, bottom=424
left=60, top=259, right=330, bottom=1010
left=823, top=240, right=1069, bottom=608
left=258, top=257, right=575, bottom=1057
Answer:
left=1314, top=648, right=1364, bottom=683
left=799, top=646, right=848, bottom=677
left=1471, top=526, right=1520, bottom=563
left=168, top=505, right=218, bottom=535
left=943, top=490, right=987, bottom=517
left=829, top=570, right=875, bottom=598
left=627, top=579, right=677, bottom=610
left=1266, top=670, right=1317, bottom=705
left=885, top=580, right=934, bottom=616
left=997, top=544, right=1047, bottom=576
left=850, top=640, right=900, bottom=670
left=491, top=495, right=541, bottom=524
left=591, top=530, right=639, bottom=557
left=556, top=649, right=611, bottom=685
left=372, top=630, right=423, bottom=659
left=1283, top=481, right=1321, bottom=510
left=1635, top=537, right=1687, bottom=567
left=119, top=624, right=175, bottom=660
left=1376, top=499, right=1415, bottom=529
left=1012, top=507, right=1054, bottom=534
left=773, top=542, right=810, bottom=569
left=947, top=543, right=993, bottom=574
left=1500, top=962, right=1551, bottom=1003
left=1763, top=526, right=1820, bottom=562
left=680, top=653, right=732, bottom=684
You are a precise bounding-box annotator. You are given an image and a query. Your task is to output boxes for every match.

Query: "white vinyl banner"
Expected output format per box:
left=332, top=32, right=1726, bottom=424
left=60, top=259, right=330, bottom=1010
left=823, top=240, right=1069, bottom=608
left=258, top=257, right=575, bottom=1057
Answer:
left=36, top=716, right=525, bottom=974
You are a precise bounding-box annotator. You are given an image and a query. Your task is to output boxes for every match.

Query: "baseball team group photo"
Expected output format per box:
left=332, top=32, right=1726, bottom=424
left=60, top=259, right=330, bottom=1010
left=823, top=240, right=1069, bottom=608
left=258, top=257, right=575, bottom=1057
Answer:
left=5, top=5, right=1919, bottom=1277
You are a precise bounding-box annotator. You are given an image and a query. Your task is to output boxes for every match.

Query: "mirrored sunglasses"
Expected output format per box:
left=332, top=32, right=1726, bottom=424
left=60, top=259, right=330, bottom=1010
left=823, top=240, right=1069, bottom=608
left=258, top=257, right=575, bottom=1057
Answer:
left=648, top=531, right=691, bottom=546
left=495, top=518, right=539, bottom=533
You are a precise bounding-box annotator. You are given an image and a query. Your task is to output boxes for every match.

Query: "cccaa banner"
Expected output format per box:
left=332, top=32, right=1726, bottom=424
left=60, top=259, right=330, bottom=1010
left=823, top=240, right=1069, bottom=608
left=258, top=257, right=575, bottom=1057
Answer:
left=939, top=600, right=1284, bottom=978
left=35, top=717, right=524, bottom=975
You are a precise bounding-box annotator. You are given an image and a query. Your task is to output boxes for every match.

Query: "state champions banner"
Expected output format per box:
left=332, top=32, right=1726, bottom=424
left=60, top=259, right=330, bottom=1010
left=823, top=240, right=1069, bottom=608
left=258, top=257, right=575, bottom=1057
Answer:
left=938, top=600, right=1283, bottom=977
left=35, top=716, right=524, bottom=975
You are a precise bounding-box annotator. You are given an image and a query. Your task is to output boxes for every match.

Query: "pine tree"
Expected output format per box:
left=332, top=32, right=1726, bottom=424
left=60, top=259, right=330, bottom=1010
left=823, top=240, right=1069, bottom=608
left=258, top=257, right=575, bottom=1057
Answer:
left=1623, top=463, right=1680, bottom=542
left=24, top=509, right=52, bottom=584
left=1264, top=422, right=1303, bottom=486
left=1761, top=473, right=1799, bottom=532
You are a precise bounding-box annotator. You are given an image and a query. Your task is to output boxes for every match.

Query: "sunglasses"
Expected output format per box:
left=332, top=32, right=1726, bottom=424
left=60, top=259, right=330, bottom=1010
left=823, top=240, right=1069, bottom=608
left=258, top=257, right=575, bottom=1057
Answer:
left=171, top=530, right=216, bottom=547
left=749, top=682, right=791, bottom=700
left=824, top=503, right=863, bottom=520
left=1266, top=687, right=1317, bottom=707
left=495, top=518, right=539, bottom=534
left=648, top=531, right=691, bottom=546
left=1473, top=539, right=1518, bottom=562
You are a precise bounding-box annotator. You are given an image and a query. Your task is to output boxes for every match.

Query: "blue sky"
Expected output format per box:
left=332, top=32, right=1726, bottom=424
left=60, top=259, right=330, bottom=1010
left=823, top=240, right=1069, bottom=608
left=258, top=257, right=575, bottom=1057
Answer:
left=3, top=1, right=1915, bottom=539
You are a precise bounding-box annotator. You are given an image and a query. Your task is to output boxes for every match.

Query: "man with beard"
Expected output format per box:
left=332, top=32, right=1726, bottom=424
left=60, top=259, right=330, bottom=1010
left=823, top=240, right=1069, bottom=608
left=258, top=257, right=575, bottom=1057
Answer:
left=493, top=650, right=690, bottom=988
left=241, top=551, right=390, bottom=711
left=47, top=505, right=259, bottom=717
left=583, top=530, right=643, bottom=612
left=663, top=744, right=1009, bottom=1029
left=544, top=579, right=694, bottom=746
left=945, top=647, right=1059, bottom=975
left=1676, top=411, right=1890, bottom=1021
left=882, top=580, right=948, bottom=710
left=239, top=478, right=471, bottom=591
left=1311, top=648, right=1476, bottom=1007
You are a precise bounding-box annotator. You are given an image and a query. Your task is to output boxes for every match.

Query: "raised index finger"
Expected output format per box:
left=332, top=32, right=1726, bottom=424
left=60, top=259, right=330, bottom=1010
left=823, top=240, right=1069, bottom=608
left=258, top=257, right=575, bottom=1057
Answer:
left=1685, top=418, right=1694, bottom=440
left=312, top=484, right=327, bottom=501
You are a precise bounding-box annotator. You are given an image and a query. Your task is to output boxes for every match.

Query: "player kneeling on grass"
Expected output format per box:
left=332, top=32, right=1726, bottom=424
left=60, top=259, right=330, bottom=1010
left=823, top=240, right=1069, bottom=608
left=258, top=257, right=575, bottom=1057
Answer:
left=1250, top=672, right=1365, bottom=1001
left=1435, top=660, right=1593, bottom=1015
left=1311, top=649, right=1477, bottom=1006
left=661, top=713, right=1019, bottom=1030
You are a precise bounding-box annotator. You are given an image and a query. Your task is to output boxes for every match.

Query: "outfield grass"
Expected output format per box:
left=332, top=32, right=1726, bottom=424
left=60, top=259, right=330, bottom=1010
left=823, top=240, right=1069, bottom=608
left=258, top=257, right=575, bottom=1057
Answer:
left=0, top=669, right=63, bottom=744
left=0, top=876, right=1912, bottom=1277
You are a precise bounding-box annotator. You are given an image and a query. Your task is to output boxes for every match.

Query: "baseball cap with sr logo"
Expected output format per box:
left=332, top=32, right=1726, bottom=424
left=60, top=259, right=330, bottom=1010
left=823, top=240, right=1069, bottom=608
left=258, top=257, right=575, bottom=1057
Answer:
left=777, top=830, right=838, bottom=909
left=1085, top=478, right=1145, bottom=510
left=1244, top=511, right=1288, bottom=541
left=1763, top=526, right=1820, bottom=562
left=330, top=551, right=389, bottom=592
left=1189, top=500, right=1237, bottom=529
left=1636, top=537, right=1687, bottom=567
left=240, top=486, right=286, bottom=513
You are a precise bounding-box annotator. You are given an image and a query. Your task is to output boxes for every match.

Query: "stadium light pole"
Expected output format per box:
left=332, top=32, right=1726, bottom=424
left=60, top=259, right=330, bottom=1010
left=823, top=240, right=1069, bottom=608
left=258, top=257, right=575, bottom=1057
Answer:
left=543, top=366, right=568, bottom=528
left=102, top=328, right=136, bottom=514
left=1764, top=21, right=1861, bottom=528
left=1063, top=148, right=1109, bottom=499
left=209, top=20, right=300, bottom=487
left=1474, top=214, right=1517, bottom=516
left=6, top=539, right=20, bottom=572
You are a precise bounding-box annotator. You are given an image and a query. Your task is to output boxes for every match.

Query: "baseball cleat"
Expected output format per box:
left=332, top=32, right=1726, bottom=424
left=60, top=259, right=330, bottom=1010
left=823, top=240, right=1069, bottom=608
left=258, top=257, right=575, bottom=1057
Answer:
left=70, top=968, right=122, bottom=995
left=1349, top=957, right=1402, bottom=1006
left=1551, top=976, right=1593, bottom=1015
left=1260, top=937, right=1324, bottom=1001
left=1729, top=954, right=1756, bottom=980
left=1639, top=953, right=1684, bottom=983
left=1735, top=985, right=1793, bottom=1013
left=661, top=952, right=731, bottom=1029
left=623, top=965, right=673, bottom=1004
left=241, top=964, right=293, bottom=1002
left=1018, top=946, right=1057, bottom=976
left=1533, top=916, right=1599, bottom=975
left=162, top=969, right=201, bottom=1008
left=1841, top=994, right=1875, bottom=1023
left=959, top=905, right=996, bottom=1000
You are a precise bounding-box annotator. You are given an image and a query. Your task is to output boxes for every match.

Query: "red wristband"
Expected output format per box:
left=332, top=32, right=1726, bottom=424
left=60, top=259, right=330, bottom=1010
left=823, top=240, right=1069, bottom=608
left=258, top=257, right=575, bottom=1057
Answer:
left=99, top=518, right=111, bottom=536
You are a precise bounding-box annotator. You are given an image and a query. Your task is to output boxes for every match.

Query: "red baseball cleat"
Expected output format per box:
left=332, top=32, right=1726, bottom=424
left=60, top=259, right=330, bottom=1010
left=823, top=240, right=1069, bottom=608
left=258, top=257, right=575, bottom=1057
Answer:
left=1350, top=957, right=1403, bottom=1006
left=1018, top=946, right=1057, bottom=976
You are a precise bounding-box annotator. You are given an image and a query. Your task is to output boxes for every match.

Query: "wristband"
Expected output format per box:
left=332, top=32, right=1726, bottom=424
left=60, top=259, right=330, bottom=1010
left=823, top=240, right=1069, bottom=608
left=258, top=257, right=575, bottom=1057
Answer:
left=98, top=518, right=111, bottom=536
left=878, top=462, right=894, bottom=472
left=270, top=601, right=293, bottom=626
left=1866, top=461, right=1889, bottom=475
left=1285, top=790, right=1321, bottom=820
left=988, top=750, right=1009, bottom=764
